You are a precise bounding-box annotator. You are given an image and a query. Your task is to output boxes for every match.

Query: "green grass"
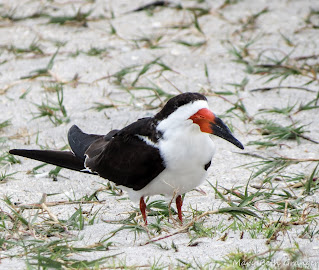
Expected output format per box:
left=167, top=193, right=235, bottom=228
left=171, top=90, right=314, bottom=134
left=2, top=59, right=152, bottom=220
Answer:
left=89, top=102, right=116, bottom=112
left=304, top=9, right=319, bottom=29
left=175, top=39, right=207, bottom=48
left=238, top=7, right=269, bottom=32
left=0, top=171, right=16, bottom=183
left=0, top=195, right=116, bottom=268
left=132, top=34, right=164, bottom=49
left=0, top=152, right=20, bottom=166
left=0, top=120, right=11, bottom=130
left=225, top=35, right=319, bottom=85
left=70, top=47, right=108, bottom=58
left=48, top=9, right=93, bottom=26
left=21, top=48, right=59, bottom=80
left=32, top=84, right=69, bottom=126
left=92, top=57, right=178, bottom=109
left=6, top=41, right=44, bottom=56
left=254, top=119, right=309, bottom=143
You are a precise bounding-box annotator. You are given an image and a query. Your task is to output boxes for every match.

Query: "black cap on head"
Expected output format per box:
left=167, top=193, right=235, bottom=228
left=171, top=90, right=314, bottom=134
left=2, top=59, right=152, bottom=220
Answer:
left=155, top=93, right=207, bottom=121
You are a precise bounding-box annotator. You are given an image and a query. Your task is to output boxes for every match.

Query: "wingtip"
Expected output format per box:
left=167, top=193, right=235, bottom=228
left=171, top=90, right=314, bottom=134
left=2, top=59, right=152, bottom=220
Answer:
left=68, top=124, right=80, bottom=133
left=9, top=148, right=34, bottom=157
left=9, top=149, right=18, bottom=155
left=68, top=125, right=80, bottom=140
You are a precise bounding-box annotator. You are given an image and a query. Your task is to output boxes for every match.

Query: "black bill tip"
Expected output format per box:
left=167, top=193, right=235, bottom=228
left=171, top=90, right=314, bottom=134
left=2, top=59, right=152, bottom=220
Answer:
left=211, top=118, right=244, bottom=150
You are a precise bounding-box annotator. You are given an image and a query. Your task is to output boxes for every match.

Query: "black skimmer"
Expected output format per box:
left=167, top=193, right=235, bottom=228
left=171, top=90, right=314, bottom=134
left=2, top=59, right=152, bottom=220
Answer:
left=9, top=92, right=244, bottom=224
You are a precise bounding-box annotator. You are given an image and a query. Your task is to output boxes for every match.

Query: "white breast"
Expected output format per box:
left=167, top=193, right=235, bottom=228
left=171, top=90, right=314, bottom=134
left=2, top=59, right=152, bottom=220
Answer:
left=126, top=120, right=215, bottom=201
left=123, top=100, right=216, bottom=201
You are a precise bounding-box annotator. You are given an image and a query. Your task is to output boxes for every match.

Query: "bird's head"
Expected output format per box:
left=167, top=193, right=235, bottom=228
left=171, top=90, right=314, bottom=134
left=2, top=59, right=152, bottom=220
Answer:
left=156, top=93, right=244, bottom=150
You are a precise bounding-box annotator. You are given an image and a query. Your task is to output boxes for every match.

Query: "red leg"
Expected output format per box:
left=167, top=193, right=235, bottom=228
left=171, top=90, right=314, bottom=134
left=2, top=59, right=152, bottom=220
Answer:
left=139, top=197, right=147, bottom=225
left=176, top=195, right=183, bottom=223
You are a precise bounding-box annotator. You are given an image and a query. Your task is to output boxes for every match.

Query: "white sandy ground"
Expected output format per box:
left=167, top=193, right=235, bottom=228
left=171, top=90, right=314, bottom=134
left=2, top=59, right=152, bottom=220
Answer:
left=0, top=0, right=319, bottom=268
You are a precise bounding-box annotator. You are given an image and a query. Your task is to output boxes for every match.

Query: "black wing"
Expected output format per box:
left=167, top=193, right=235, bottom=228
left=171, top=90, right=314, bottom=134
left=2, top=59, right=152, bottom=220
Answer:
left=84, top=117, right=165, bottom=191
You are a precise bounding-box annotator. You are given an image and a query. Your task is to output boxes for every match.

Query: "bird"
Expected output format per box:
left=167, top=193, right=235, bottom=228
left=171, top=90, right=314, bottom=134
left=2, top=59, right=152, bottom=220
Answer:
left=9, top=92, right=244, bottom=224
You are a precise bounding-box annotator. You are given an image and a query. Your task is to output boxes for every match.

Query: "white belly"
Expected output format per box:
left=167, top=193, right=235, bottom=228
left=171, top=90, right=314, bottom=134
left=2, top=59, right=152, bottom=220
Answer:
left=126, top=125, right=216, bottom=201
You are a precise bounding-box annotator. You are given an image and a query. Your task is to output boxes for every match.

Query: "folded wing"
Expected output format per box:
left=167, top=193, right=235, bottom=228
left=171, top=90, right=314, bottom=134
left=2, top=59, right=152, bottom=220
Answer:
left=84, top=118, right=165, bottom=190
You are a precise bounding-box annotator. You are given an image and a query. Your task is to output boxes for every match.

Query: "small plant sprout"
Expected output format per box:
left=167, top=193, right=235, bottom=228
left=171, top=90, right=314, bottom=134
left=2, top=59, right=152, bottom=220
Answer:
left=32, top=84, right=69, bottom=126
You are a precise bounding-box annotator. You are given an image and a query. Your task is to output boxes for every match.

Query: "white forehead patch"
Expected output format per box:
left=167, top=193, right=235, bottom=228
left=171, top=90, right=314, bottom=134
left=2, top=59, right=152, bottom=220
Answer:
left=157, top=100, right=209, bottom=132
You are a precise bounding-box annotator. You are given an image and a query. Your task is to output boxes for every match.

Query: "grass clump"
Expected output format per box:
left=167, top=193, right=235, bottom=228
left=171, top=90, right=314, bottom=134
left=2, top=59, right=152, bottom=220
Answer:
left=32, top=84, right=69, bottom=126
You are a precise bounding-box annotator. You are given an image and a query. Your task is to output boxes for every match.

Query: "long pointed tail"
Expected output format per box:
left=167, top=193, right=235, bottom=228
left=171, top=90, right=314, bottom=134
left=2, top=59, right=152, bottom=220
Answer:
left=9, top=149, right=89, bottom=173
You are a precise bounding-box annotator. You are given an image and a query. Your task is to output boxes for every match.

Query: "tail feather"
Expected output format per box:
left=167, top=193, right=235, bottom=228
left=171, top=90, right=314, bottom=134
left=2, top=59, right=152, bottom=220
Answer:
left=9, top=149, right=88, bottom=173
